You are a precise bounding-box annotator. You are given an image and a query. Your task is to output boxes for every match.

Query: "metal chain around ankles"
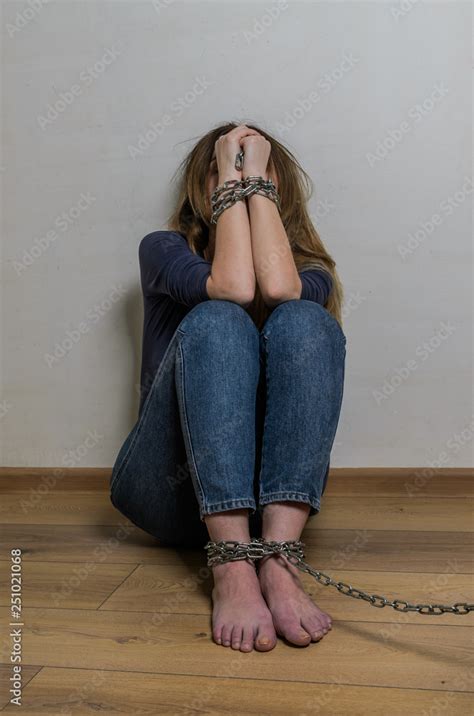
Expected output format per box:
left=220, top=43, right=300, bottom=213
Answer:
left=210, top=176, right=281, bottom=224
left=204, top=538, right=474, bottom=616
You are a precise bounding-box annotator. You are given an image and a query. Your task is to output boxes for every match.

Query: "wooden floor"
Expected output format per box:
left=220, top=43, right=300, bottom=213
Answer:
left=0, top=470, right=473, bottom=715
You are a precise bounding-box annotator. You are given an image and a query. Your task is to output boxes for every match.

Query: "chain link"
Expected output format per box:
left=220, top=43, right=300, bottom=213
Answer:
left=210, top=177, right=280, bottom=224
left=204, top=538, right=474, bottom=616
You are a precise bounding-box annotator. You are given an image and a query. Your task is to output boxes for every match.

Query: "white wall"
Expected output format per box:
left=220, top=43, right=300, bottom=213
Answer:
left=1, top=0, right=472, bottom=469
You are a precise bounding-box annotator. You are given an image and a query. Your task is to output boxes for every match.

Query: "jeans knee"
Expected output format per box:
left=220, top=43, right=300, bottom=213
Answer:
left=263, top=299, right=346, bottom=349
left=177, top=299, right=259, bottom=345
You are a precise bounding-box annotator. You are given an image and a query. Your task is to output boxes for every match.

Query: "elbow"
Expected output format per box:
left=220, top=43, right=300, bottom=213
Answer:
left=262, top=279, right=302, bottom=308
left=206, top=276, right=255, bottom=307
left=236, top=293, right=255, bottom=309
left=227, top=286, right=255, bottom=308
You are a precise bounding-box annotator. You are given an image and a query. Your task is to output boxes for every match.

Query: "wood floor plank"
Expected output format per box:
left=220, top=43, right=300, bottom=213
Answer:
left=0, top=607, right=472, bottom=693
left=0, top=471, right=109, bottom=492
left=0, top=492, right=118, bottom=525
left=2, top=667, right=473, bottom=715
left=0, top=561, right=137, bottom=610
left=313, top=497, right=473, bottom=531
left=97, top=563, right=474, bottom=626
left=0, top=665, right=42, bottom=710
left=0, top=525, right=472, bottom=572
left=324, top=472, right=473, bottom=497
left=1, top=492, right=472, bottom=531
left=0, top=523, right=162, bottom=563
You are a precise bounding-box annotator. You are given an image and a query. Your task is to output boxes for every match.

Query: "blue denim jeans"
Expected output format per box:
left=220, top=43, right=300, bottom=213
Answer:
left=110, top=299, right=346, bottom=547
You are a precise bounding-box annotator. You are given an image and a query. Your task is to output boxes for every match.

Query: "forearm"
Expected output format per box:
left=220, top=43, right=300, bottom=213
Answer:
left=206, top=174, right=256, bottom=307
left=247, top=192, right=302, bottom=307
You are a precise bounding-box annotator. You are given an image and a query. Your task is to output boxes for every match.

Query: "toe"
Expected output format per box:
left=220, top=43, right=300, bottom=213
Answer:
left=279, top=622, right=312, bottom=646
left=321, top=617, right=330, bottom=632
left=301, top=616, right=326, bottom=641
left=307, top=624, right=326, bottom=641
left=240, top=626, right=254, bottom=652
left=231, top=626, right=243, bottom=650
left=221, top=624, right=233, bottom=647
left=213, top=624, right=223, bottom=645
left=255, top=625, right=277, bottom=652
left=318, top=608, right=332, bottom=629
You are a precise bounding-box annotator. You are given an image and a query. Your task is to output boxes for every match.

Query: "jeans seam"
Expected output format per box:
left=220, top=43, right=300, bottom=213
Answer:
left=203, top=498, right=257, bottom=516
left=110, top=328, right=183, bottom=494
left=175, top=337, right=207, bottom=513
left=259, top=491, right=321, bottom=511
left=256, top=331, right=269, bottom=491
left=110, top=422, right=141, bottom=496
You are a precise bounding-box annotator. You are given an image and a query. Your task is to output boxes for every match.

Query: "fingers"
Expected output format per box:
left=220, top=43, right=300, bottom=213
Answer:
left=241, top=134, right=269, bottom=147
left=215, top=125, right=260, bottom=150
left=228, top=124, right=261, bottom=140
left=213, top=125, right=268, bottom=181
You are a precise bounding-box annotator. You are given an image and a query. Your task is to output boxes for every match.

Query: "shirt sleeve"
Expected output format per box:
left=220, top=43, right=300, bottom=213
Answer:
left=139, top=231, right=212, bottom=307
left=299, top=268, right=333, bottom=306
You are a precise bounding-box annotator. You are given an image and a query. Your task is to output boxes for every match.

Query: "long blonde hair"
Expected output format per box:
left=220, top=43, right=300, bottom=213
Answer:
left=167, top=122, right=344, bottom=329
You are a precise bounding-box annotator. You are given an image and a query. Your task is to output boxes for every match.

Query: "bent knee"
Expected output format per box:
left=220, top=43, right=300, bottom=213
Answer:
left=264, top=300, right=346, bottom=347
left=177, top=299, right=258, bottom=340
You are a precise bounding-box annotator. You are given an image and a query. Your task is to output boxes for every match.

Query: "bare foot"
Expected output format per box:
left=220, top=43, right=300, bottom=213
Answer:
left=258, top=554, right=332, bottom=646
left=211, top=559, right=278, bottom=652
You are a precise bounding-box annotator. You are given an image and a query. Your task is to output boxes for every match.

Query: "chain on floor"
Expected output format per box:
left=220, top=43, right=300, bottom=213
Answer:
left=204, top=538, right=474, bottom=616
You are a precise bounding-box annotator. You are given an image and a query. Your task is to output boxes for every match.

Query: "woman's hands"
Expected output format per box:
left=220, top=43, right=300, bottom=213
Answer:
left=241, top=133, right=271, bottom=180
left=214, top=124, right=272, bottom=183
left=215, top=125, right=260, bottom=183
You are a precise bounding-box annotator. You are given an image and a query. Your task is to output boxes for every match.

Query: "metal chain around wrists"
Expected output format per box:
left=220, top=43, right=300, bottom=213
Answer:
left=210, top=176, right=281, bottom=224
left=242, top=175, right=281, bottom=210
left=204, top=538, right=473, bottom=616
left=210, top=179, right=245, bottom=224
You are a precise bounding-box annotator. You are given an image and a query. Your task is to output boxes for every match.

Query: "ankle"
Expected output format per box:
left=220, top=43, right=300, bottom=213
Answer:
left=257, top=551, right=299, bottom=576
left=211, top=558, right=257, bottom=579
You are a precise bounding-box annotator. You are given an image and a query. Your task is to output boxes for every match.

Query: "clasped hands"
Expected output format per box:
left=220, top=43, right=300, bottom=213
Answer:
left=211, top=125, right=280, bottom=224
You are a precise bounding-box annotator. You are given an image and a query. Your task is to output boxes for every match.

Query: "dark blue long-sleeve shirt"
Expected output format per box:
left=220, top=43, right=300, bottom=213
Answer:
left=138, top=230, right=332, bottom=414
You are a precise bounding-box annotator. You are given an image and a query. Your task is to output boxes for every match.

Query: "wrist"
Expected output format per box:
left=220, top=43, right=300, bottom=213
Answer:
left=218, top=170, right=241, bottom=184
left=243, top=169, right=268, bottom=181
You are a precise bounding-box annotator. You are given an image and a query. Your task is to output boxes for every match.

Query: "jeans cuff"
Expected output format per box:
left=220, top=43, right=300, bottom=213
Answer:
left=258, top=491, right=321, bottom=515
left=200, top=497, right=257, bottom=521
